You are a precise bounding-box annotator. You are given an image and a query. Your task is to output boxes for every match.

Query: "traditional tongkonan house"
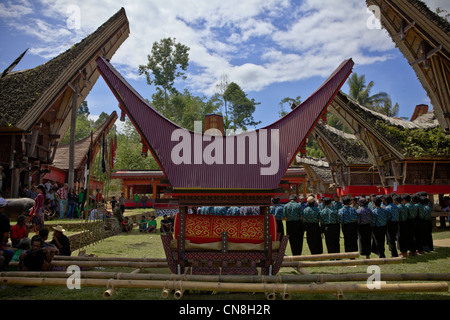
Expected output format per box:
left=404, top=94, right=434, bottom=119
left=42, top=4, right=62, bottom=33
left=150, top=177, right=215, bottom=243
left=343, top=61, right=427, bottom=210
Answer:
left=95, top=53, right=355, bottom=275
left=0, top=8, right=129, bottom=197
left=309, top=122, right=383, bottom=197
left=43, top=111, right=118, bottom=191
left=294, top=156, right=335, bottom=197
left=366, top=0, right=450, bottom=132
left=328, top=91, right=450, bottom=228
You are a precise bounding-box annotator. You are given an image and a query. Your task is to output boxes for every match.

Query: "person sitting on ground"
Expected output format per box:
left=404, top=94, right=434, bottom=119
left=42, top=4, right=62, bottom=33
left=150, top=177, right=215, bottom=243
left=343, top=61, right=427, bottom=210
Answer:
left=10, top=215, right=29, bottom=248
left=160, top=215, right=172, bottom=233
left=121, top=217, right=133, bottom=233
left=50, top=226, right=71, bottom=256
left=147, top=216, right=157, bottom=233
left=10, top=237, right=31, bottom=267
left=138, top=215, right=148, bottom=232
left=39, top=228, right=59, bottom=257
left=19, top=235, right=53, bottom=271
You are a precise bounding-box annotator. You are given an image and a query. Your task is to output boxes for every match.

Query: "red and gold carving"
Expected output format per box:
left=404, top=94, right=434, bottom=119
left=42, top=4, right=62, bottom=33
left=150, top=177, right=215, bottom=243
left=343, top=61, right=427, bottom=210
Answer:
left=174, top=213, right=277, bottom=244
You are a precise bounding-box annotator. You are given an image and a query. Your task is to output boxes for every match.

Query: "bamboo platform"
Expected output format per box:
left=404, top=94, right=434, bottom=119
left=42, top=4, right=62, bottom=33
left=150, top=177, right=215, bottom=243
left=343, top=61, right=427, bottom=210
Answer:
left=2, top=251, right=449, bottom=299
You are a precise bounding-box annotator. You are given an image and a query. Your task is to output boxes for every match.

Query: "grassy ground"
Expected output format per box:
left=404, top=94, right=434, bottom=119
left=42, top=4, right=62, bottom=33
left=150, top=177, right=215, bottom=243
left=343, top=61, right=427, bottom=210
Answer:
left=1, top=211, right=449, bottom=301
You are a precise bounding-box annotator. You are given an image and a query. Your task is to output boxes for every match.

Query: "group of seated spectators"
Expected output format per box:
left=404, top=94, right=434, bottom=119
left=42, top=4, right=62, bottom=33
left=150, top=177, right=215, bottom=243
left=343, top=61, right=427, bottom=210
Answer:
left=121, top=214, right=174, bottom=234
left=1, top=194, right=71, bottom=271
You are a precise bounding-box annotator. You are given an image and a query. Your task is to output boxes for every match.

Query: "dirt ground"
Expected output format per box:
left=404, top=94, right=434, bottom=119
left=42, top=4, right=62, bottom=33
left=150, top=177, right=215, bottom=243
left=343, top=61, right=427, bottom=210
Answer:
left=434, top=238, right=450, bottom=247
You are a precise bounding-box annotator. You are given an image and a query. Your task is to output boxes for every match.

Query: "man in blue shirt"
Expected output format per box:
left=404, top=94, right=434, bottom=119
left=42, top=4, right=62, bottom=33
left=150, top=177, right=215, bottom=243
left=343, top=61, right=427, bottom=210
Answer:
left=303, top=196, right=323, bottom=255
left=383, top=195, right=399, bottom=257
left=332, top=194, right=343, bottom=212
left=270, top=198, right=285, bottom=237
left=412, top=194, right=426, bottom=254
left=283, top=195, right=304, bottom=256
left=403, top=194, right=418, bottom=256
left=394, top=195, right=409, bottom=257
left=371, top=197, right=388, bottom=258
left=320, top=197, right=340, bottom=254
left=357, top=198, right=373, bottom=258
left=338, top=196, right=358, bottom=253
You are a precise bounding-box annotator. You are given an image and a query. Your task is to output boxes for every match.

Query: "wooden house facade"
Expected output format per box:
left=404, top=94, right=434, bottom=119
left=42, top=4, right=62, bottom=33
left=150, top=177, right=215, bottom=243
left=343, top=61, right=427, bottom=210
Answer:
left=366, top=0, right=450, bottom=132
left=327, top=91, right=450, bottom=196
left=0, top=8, right=129, bottom=197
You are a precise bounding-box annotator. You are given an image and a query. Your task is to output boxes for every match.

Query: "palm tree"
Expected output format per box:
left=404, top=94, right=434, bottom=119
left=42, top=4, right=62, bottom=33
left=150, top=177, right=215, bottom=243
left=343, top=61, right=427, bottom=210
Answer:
left=347, top=73, right=399, bottom=117
left=347, top=73, right=389, bottom=107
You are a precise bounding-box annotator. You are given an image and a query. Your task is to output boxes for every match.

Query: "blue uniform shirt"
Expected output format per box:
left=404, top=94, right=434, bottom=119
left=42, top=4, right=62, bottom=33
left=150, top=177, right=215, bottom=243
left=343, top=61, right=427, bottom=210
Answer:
left=357, top=206, right=373, bottom=225
left=303, top=206, right=321, bottom=223
left=405, top=202, right=417, bottom=219
left=385, top=203, right=399, bottom=222
left=320, top=206, right=339, bottom=225
left=339, top=205, right=358, bottom=224
left=372, top=207, right=388, bottom=227
left=283, top=200, right=302, bottom=221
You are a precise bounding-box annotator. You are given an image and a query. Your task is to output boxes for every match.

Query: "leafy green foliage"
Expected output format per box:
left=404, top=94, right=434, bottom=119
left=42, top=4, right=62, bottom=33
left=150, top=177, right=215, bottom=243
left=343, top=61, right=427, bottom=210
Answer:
left=114, top=119, right=160, bottom=170
left=347, top=73, right=399, bottom=117
left=376, top=120, right=450, bottom=158
left=223, top=82, right=261, bottom=131
left=138, top=37, right=190, bottom=109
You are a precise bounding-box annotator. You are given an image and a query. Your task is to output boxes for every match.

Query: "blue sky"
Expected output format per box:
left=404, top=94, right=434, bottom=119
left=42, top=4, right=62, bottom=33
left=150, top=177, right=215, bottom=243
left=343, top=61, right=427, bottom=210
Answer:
left=1, top=0, right=449, bottom=131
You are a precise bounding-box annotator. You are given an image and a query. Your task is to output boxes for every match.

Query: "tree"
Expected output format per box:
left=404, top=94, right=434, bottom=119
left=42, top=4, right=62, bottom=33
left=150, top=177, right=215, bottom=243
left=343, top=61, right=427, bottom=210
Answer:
left=278, top=96, right=302, bottom=118
left=347, top=73, right=399, bottom=117
left=138, top=38, right=190, bottom=110
left=78, top=100, right=89, bottom=116
left=215, top=74, right=230, bottom=118
left=347, top=73, right=389, bottom=108
left=223, top=82, right=261, bottom=131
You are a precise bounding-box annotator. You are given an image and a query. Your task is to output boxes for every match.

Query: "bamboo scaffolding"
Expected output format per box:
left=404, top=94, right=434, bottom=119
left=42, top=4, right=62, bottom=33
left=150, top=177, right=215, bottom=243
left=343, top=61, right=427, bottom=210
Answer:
left=8, top=260, right=169, bottom=269
left=9, top=256, right=402, bottom=269
left=283, top=252, right=360, bottom=261
left=2, top=271, right=450, bottom=283
left=53, top=251, right=359, bottom=263
left=0, top=276, right=447, bottom=295
left=283, top=257, right=403, bottom=268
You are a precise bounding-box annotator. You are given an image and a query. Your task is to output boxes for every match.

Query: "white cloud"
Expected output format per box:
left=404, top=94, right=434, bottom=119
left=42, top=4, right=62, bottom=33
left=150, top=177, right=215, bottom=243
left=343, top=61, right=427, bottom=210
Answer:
left=3, top=0, right=422, bottom=96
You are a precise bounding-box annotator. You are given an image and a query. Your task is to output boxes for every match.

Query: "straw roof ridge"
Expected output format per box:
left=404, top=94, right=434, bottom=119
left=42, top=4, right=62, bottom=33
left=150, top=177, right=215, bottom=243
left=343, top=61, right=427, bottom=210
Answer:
left=408, top=0, right=450, bottom=34
left=315, top=122, right=371, bottom=164
left=296, top=156, right=333, bottom=184
left=0, top=8, right=126, bottom=128
left=51, top=111, right=117, bottom=170
left=339, top=91, right=439, bottom=130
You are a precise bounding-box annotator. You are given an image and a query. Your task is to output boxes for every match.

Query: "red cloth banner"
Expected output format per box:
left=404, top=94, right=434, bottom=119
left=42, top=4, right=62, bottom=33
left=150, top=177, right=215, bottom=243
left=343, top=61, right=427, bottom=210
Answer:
left=174, top=213, right=277, bottom=244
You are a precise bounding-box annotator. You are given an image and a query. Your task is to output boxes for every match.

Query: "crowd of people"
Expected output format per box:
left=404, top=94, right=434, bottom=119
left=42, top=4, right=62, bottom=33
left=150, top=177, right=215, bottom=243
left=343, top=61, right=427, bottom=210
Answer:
left=181, top=192, right=437, bottom=259
left=0, top=195, right=72, bottom=271
left=271, top=192, right=435, bottom=258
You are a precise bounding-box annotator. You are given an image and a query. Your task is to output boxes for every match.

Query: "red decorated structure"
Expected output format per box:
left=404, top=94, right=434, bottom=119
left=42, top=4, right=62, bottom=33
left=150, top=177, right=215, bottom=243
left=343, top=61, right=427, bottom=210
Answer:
left=96, top=55, right=354, bottom=275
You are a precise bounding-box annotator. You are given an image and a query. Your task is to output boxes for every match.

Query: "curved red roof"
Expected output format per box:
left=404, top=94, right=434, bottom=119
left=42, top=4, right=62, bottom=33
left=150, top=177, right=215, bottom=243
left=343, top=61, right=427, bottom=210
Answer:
left=96, top=56, right=353, bottom=189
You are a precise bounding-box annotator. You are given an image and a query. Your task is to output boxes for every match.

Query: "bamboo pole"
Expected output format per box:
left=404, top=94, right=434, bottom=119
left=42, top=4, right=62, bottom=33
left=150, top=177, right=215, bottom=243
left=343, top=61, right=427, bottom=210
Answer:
left=53, top=251, right=360, bottom=263
left=10, top=256, right=402, bottom=269
left=3, top=271, right=449, bottom=283
left=8, top=260, right=169, bottom=269
left=283, top=252, right=360, bottom=261
left=0, top=277, right=447, bottom=295
left=53, top=256, right=168, bottom=262
left=283, top=257, right=403, bottom=268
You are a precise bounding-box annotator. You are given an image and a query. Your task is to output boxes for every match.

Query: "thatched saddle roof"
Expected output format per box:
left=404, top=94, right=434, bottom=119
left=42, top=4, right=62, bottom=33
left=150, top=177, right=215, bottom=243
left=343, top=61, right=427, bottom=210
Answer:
left=295, top=156, right=333, bottom=184
left=314, top=122, right=371, bottom=165
left=51, top=111, right=117, bottom=170
left=0, top=8, right=127, bottom=131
